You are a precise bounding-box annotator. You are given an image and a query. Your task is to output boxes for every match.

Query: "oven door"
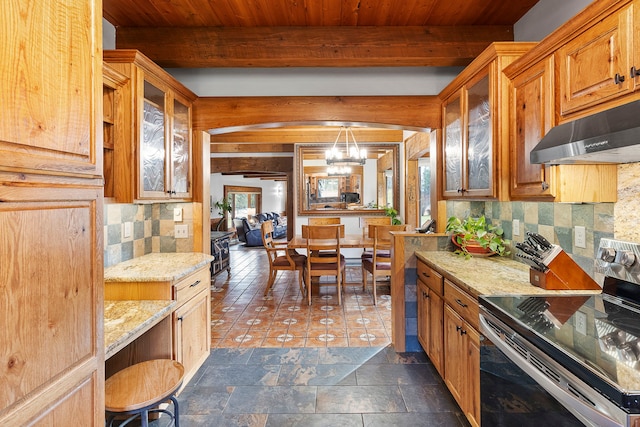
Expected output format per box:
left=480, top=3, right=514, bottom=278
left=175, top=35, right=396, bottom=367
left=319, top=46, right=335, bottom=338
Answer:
left=480, top=311, right=627, bottom=427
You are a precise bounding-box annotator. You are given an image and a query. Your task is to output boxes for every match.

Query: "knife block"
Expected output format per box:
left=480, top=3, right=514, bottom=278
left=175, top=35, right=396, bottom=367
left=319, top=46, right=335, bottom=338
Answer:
left=529, top=249, right=601, bottom=290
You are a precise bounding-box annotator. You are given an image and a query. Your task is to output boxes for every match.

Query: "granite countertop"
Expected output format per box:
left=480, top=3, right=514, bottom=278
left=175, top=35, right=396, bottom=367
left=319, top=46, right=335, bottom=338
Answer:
left=104, top=252, right=214, bottom=282
left=415, top=251, right=602, bottom=299
left=104, top=300, right=176, bottom=359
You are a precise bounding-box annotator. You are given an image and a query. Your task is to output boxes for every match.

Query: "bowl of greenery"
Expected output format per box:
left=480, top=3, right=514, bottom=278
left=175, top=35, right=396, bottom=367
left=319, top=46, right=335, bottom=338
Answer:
left=445, top=215, right=511, bottom=258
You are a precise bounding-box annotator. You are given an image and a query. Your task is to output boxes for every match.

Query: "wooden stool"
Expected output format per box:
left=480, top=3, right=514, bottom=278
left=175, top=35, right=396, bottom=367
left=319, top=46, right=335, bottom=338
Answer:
left=105, top=359, right=185, bottom=427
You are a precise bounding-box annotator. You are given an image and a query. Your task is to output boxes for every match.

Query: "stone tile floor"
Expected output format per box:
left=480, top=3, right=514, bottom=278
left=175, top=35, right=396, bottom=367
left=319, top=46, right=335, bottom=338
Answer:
left=177, top=346, right=470, bottom=426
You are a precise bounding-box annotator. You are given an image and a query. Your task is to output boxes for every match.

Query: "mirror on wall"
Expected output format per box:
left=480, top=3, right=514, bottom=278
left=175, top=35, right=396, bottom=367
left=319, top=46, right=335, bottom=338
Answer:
left=296, top=143, right=400, bottom=216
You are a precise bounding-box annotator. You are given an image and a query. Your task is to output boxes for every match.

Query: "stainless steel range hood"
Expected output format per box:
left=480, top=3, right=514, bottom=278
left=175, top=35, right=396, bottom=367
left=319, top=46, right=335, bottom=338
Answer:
left=530, top=100, right=640, bottom=164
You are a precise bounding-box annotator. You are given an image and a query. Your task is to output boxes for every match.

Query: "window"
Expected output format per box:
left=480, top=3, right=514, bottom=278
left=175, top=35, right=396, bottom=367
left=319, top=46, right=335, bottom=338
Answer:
left=223, top=185, right=262, bottom=229
left=418, top=158, right=431, bottom=224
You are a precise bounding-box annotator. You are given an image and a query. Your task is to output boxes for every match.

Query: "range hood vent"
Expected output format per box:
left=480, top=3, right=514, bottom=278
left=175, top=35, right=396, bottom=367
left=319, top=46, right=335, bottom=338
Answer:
left=530, top=100, right=640, bottom=165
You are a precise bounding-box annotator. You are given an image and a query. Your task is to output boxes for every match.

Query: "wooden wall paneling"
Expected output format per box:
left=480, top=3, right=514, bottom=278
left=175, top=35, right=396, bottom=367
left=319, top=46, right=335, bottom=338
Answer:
left=193, top=96, right=440, bottom=132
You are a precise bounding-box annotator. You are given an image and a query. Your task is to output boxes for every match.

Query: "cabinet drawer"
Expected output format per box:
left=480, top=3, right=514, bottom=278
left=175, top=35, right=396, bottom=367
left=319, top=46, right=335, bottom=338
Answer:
left=174, top=267, right=209, bottom=304
left=444, top=279, right=479, bottom=330
left=417, top=261, right=443, bottom=296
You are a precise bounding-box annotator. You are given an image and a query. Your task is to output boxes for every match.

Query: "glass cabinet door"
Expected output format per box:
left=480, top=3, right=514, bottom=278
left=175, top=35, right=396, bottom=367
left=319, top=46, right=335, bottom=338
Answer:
left=141, top=80, right=167, bottom=195
left=172, top=98, right=190, bottom=196
left=466, top=73, right=491, bottom=193
left=443, top=95, right=463, bottom=195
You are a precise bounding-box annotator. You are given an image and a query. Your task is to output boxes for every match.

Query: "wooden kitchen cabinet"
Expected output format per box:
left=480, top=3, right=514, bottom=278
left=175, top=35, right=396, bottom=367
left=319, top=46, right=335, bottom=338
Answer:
left=105, top=262, right=211, bottom=388
left=506, top=54, right=618, bottom=202
left=557, top=2, right=635, bottom=117
left=439, top=43, right=535, bottom=201
left=417, top=261, right=444, bottom=376
left=0, top=1, right=104, bottom=425
left=104, top=50, right=197, bottom=202
left=443, top=280, right=480, bottom=427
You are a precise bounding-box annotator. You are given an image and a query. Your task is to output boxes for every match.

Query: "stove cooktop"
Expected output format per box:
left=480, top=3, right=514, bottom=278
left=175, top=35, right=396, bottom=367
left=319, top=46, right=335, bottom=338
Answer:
left=480, top=238, right=640, bottom=411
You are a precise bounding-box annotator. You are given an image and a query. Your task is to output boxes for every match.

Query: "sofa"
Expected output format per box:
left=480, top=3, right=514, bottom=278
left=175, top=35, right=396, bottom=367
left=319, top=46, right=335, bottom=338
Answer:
left=255, top=212, right=287, bottom=239
left=233, top=218, right=264, bottom=247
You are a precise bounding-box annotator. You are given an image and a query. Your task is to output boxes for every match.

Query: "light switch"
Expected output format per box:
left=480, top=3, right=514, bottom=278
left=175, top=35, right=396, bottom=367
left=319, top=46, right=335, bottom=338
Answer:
left=173, top=207, right=183, bottom=222
left=123, top=222, right=133, bottom=238
left=575, top=226, right=586, bottom=249
left=512, top=219, right=520, bottom=236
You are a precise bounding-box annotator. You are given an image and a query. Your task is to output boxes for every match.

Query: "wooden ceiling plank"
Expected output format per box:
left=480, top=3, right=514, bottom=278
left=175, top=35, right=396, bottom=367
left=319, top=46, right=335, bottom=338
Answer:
left=114, top=25, right=513, bottom=68
left=104, top=0, right=533, bottom=27
left=193, top=95, right=440, bottom=131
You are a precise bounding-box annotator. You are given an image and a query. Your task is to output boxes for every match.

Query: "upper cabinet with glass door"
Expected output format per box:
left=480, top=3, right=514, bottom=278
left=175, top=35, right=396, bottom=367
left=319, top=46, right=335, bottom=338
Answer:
left=438, top=43, right=536, bottom=201
left=104, top=50, right=197, bottom=202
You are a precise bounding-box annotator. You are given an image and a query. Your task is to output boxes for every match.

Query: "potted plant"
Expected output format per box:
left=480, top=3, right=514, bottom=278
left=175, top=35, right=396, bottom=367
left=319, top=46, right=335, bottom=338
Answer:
left=445, top=215, right=510, bottom=258
left=213, top=198, right=232, bottom=231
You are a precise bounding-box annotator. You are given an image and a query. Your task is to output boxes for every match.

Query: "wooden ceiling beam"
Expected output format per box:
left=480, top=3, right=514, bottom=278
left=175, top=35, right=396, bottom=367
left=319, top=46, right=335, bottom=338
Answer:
left=211, top=157, right=293, bottom=174
left=194, top=96, right=440, bottom=131
left=210, top=143, right=295, bottom=153
left=115, top=25, right=513, bottom=68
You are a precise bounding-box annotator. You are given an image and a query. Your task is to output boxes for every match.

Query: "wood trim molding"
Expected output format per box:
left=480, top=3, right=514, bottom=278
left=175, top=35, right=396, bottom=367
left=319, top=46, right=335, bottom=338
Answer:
left=193, top=96, right=441, bottom=132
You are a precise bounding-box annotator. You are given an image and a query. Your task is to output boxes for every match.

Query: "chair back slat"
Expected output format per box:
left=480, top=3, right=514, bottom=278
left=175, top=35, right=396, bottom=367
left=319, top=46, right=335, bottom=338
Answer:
left=372, top=224, right=409, bottom=257
left=360, top=217, right=392, bottom=237
left=302, top=224, right=344, bottom=238
left=308, top=217, right=341, bottom=226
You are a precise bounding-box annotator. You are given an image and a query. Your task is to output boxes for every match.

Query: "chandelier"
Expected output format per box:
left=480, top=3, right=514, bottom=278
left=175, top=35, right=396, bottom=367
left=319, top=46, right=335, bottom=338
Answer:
left=325, top=127, right=367, bottom=169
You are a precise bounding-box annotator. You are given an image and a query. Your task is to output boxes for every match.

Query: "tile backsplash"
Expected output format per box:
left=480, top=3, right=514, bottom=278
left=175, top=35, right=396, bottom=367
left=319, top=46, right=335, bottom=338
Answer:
left=104, top=202, right=195, bottom=267
left=445, top=161, right=640, bottom=277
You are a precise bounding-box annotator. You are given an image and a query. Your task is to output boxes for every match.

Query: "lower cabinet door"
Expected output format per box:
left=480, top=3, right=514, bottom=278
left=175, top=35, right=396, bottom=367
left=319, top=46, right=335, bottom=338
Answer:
left=428, top=291, right=445, bottom=376
left=174, top=290, right=211, bottom=386
left=444, top=305, right=466, bottom=405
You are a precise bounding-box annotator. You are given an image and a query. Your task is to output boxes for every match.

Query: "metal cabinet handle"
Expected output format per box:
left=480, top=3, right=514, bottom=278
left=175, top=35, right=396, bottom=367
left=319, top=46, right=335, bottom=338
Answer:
left=455, top=298, right=468, bottom=308
left=421, top=272, right=430, bottom=278
left=190, top=280, right=201, bottom=288
left=460, top=329, right=467, bottom=336
left=631, top=66, right=640, bottom=79
left=614, top=73, right=625, bottom=85
left=541, top=181, right=549, bottom=191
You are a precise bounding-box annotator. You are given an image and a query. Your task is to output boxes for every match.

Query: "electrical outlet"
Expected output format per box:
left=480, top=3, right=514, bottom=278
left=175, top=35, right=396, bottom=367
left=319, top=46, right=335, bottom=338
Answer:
left=575, top=225, right=586, bottom=249
left=175, top=224, right=188, bottom=238
left=513, top=219, right=520, bottom=236
left=575, top=311, right=587, bottom=335
left=173, top=207, right=183, bottom=222
left=123, top=222, right=133, bottom=238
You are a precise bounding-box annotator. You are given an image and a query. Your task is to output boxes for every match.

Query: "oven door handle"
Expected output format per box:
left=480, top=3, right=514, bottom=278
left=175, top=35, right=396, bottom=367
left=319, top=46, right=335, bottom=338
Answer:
left=480, top=314, right=624, bottom=427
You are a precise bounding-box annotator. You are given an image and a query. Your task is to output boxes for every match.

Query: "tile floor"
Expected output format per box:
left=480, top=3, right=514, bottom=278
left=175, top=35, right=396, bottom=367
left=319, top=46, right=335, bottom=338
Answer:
left=210, top=244, right=393, bottom=348
left=178, top=346, right=470, bottom=426
left=131, top=243, right=469, bottom=426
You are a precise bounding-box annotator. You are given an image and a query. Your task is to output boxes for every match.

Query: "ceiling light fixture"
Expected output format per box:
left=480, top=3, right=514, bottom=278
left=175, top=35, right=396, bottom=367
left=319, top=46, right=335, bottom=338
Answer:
left=325, top=126, right=367, bottom=168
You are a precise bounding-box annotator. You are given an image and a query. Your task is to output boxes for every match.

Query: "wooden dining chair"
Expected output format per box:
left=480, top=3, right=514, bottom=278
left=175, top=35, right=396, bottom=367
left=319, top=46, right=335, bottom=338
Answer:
left=362, top=224, right=408, bottom=305
left=304, top=225, right=346, bottom=306
left=360, top=216, right=392, bottom=237
left=302, top=223, right=344, bottom=238
left=308, top=217, right=341, bottom=225
left=261, top=221, right=307, bottom=296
